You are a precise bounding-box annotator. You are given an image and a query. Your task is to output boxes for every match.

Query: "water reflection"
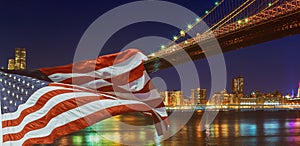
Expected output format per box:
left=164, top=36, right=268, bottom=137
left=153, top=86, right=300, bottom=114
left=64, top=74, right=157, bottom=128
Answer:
left=240, top=122, right=257, bottom=136
left=35, top=111, right=300, bottom=146
left=72, top=136, right=83, bottom=146
left=263, top=119, right=280, bottom=135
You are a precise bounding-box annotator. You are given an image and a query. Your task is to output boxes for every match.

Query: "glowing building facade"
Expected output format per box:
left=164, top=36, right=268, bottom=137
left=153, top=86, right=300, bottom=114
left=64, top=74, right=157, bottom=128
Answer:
left=232, top=76, right=244, bottom=95
left=14, top=48, right=26, bottom=70
left=159, top=90, right=183, bottom=106
left=191, top=88, right=207, bottom=105
left=7, top=59, right=15, bottom=70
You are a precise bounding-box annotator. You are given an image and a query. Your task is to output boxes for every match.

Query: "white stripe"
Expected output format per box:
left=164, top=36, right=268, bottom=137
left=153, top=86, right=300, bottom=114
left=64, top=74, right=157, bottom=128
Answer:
left=118, top=71, right=150, bottom=92
left=2, top=92, right=102, bottom=135
left=110, top=89, right=161, bottom=101
left=48, top=52, right=148, bottom=82
left=2, top=86, right=81, bottom=121
left=153, top=107, right=168, bottom=117
left=80, top=78, right=111, bottom=89
left=80, top=71, right=150, bottom=91
left=51, top=82, right=98, bottom=93
left=3, top=99, right=156, bottom=145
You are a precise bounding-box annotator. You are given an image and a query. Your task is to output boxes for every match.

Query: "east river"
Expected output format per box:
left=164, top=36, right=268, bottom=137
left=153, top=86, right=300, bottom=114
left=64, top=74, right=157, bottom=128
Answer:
left=35, top=110, right=300, bottom=146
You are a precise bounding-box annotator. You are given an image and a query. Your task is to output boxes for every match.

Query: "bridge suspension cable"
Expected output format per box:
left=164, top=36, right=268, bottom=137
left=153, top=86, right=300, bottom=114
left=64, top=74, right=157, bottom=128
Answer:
left=205, top=0, right=257, bottom=33
left=163, top=0, right=225, bottom=49
left=210, top=0, right=279, bottom=33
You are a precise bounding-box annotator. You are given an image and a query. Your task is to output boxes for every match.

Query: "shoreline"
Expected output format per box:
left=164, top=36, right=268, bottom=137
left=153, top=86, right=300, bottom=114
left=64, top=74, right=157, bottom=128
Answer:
left=166, top=107, right=300, bottom=112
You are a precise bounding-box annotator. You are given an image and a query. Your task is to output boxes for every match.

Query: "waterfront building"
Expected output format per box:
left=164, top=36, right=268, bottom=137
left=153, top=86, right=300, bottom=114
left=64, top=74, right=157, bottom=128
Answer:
left=160, top=90, right=183, bottom=107
left=240, top=97, right=257, bottom=105
left=171, top=90, right=183, bottom=106
left=160, top=91, right=169, bottom=106
left=222, top=90, right=235, bottom=105
left=208, top=90, right=227, bottom=105
left=285, top=96, right=300, bottom=104
left=191, top=88, right=207, bottom=105
left=14, top=48, right=26, bottom=70
left=285, top=83, right=300, bottom=104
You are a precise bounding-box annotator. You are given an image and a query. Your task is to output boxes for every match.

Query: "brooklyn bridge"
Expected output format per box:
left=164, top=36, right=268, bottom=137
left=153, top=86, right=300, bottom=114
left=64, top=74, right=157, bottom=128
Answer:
left=144, top=0, right=300, bottom=73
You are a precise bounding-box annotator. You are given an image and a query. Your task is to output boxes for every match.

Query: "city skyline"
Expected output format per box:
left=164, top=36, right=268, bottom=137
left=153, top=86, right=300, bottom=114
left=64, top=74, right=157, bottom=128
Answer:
left=0, top=0, right=299, bottom=95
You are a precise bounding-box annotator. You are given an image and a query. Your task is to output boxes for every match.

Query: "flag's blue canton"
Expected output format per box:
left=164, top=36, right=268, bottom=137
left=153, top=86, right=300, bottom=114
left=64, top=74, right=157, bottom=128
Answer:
left=0, top=71, right=49, bottom=114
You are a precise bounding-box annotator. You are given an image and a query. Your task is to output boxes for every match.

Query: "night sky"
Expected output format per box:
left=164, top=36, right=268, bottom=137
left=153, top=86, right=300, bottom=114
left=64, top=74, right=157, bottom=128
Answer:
left=0, top=0, right=299, bottom=97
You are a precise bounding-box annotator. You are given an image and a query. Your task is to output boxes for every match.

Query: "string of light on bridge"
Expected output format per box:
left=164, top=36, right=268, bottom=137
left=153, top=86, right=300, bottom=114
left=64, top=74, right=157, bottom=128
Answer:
left=156, top=0, right=281, bottom=55
left=159, top=0, right=225, bottom=51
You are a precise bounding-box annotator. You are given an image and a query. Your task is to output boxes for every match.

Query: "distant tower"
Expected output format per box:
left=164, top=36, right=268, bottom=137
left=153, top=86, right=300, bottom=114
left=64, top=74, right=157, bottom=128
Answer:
left=7, top=59, right=15, bottom=70
left=15, top=48, right=26, bottom=70
left=232, top=76, right=244, bottom=95
left=297, top=82, right=300, bottom=97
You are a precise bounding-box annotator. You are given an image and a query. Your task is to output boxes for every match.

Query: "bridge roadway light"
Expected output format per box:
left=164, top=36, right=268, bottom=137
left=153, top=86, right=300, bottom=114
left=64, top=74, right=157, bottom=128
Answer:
left=161, top=45, right=165, bottom=49
left=196, top=18, right=201, bottom=22
left=215, top=1, right=219, bottom=6
left=268, top=2, right=272, bottom=7
left=180, top=30, right=185, bottom=37
left=149, top=52, right=155, bottom=57
left=205, top=10, right=209, bottom=14
left=173, top=36, right=178, bottom=41
left=187, top=24, right=192, bottom=30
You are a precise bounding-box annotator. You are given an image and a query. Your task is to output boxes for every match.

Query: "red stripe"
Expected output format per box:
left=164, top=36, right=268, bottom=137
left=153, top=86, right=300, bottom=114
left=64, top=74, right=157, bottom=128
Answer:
left=49, top=83, right=123, bottom=98
left=2, top=89, right=78, bottom=128
left=60, top=76, right=98, bottom=85
left=3, top=95, right=113, bottom=142
left=40, top=49, right=143, bottom=76
left=105, top=62, right=145, bottom=85
left=19, top=104, right=163, bottom=145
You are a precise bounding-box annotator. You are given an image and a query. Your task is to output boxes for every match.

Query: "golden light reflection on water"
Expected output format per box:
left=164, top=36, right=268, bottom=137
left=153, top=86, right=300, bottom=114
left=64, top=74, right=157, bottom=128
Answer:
left=214, top=123, right=220, bottom=138
left=234, top=121, right=239, bottom=137
left=58, top=137, right=69, bottom=146
left=221, top=123, right=229, bottom=137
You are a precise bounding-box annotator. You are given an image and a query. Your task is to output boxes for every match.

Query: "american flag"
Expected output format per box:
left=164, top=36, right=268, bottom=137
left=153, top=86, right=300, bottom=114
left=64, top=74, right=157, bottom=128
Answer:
left=0, top=49, right=168, bottom=145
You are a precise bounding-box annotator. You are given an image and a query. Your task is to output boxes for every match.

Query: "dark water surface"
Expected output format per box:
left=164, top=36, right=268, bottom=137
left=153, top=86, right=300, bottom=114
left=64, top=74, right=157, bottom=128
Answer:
left=36, top=110, right=300, bottom=146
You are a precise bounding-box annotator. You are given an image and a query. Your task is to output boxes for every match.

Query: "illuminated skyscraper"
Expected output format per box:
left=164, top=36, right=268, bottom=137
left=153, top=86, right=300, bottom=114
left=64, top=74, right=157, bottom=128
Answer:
left=297, top=82, right=300, bottom=97
left=7, top=59, right=15, bottom=70
left=191, top=88, right=207, bottom=105
left=232, top=76, right=244, bottom=95
left=15, top=48, right=26, bottom=70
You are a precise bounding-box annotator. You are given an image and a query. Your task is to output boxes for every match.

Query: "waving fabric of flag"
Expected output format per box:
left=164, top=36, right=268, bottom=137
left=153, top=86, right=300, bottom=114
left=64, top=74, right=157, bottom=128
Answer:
left=0, top=49, right=168, bottom=145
